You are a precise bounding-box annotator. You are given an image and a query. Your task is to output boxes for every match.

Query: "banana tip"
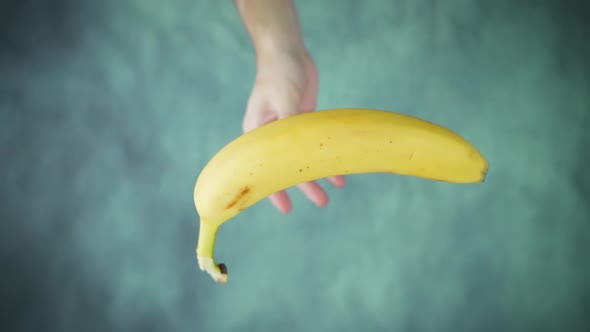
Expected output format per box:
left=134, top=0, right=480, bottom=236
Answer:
left=216, top=275, right=228, bottom=284
left=198, top=256, right=229, bottom=284
left=217, top=263, right=228, bottom=284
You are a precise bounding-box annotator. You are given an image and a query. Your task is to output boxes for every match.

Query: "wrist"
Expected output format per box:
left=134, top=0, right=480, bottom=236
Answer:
left=235, top=0, right=307, bottom=61
left=255, top=36, right=308, bottom=67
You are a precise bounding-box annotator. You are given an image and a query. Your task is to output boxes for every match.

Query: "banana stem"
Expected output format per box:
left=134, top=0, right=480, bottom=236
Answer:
left=196, top=221, right=228, bottom=284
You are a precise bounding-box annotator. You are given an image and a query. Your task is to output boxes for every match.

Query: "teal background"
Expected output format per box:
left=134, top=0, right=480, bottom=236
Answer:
left=1, top=0, right=589, bottom=331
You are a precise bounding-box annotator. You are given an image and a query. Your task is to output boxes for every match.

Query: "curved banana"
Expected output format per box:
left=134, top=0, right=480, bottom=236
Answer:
left=194, top=108, right=488, bottom=283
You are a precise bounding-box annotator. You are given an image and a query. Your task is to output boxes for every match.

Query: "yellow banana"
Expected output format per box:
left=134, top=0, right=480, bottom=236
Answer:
left=194, top=108, right=488, bottom=284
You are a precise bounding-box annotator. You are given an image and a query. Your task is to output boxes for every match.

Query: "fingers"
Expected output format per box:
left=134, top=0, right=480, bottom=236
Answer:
left=296, top=176, right=346, bottom=208
left=268, top=191, right=292, bottom=214
left=327, top=175, right=346, bottom=188
left=296, top=181, right=329, bottom=207
left=268, top=183, right=328, bottom=214
left=269, top=177, right=346, bottom=213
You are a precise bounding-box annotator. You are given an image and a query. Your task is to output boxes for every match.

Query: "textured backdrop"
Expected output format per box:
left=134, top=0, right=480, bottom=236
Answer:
left=1, top=0, right=589, bottom=331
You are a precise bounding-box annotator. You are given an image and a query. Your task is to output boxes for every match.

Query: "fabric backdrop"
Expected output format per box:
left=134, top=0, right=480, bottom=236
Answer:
left=1, top=0, right=588, bottom=331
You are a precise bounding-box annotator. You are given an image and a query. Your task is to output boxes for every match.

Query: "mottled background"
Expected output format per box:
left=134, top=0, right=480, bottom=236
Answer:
left=1, top=0, right=589, bottom=331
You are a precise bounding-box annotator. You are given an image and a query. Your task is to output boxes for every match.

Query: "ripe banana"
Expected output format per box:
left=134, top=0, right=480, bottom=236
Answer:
left=194, top=108, right=488, bottom=284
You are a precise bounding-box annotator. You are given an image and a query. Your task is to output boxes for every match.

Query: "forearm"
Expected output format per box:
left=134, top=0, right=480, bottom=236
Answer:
left=234, top=0, right=306, bottom=57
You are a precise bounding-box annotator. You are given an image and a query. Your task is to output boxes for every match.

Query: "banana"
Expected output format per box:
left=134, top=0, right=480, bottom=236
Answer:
left=194, top=108, right=488, bottom=284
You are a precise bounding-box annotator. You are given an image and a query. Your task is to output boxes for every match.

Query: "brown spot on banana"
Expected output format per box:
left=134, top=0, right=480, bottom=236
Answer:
left=225, top=186, right=251, bottom=209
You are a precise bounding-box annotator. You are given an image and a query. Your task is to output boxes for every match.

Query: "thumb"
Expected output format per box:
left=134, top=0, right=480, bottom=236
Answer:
left=242, top=93, right=276, bottom=133
left=242, top=89, right=302, bottom=132
left=272, top=89, right=301, bottom=120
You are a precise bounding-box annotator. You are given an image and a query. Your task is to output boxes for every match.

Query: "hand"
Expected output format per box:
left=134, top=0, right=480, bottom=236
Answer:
left=242, top=50, right=346, bottom=214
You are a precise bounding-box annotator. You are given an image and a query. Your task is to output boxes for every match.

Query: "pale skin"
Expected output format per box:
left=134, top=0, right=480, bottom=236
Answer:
left=234, top=0, right=346, bottom=213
